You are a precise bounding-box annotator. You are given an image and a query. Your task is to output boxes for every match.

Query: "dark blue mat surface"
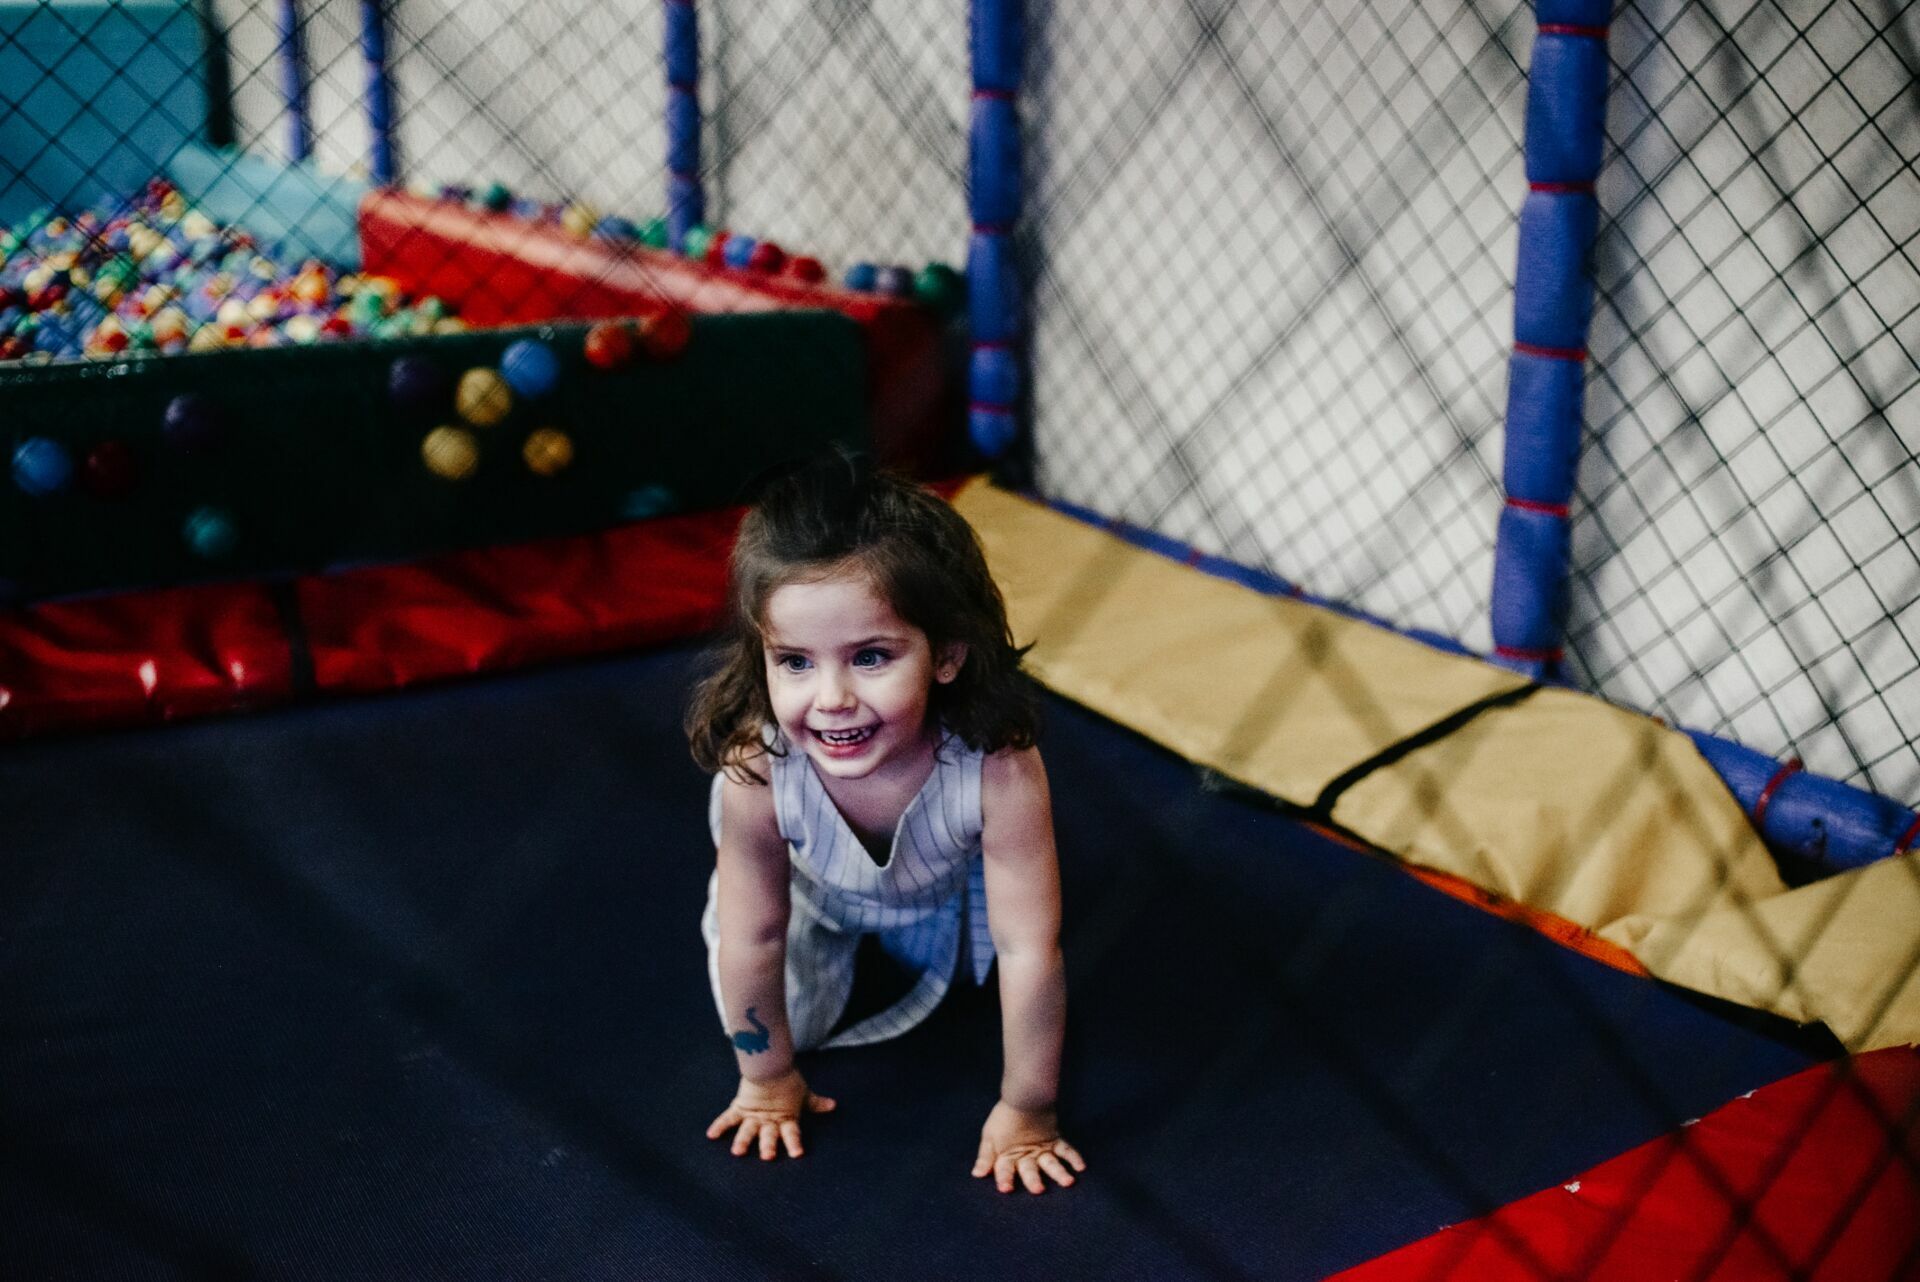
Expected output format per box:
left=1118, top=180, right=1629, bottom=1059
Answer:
left=1, top=647, right=1828, bottom=1280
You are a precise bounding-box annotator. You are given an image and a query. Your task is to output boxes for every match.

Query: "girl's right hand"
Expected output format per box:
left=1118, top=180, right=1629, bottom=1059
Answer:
left=706, top=1069, right=838, bottom=1160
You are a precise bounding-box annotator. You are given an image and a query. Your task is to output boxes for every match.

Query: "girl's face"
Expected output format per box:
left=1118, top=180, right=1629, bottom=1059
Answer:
left=760, top=570, right=963, bottom=784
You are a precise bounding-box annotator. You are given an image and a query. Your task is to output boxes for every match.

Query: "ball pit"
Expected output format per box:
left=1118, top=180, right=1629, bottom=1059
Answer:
left=0, top=179, right=457, bottom=364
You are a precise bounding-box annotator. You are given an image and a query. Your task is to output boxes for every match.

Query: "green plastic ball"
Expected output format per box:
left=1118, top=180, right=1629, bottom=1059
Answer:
left=681, top=224, right=714, bottom=261
left=913, top=262, right=964, bottom=316
left=639, top=217, right=669, bottom=249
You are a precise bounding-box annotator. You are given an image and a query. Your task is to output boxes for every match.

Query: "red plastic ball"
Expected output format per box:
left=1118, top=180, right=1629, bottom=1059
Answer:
left=99, top=329, right=130, bottom=353
left=81, top=440, right=137, bottom=499
left=583, top=321, right=636, bottom=370
left=747, top=241, right=786, bottom=273
left=320, top=315, right=353, bottom=337
left=703, top=231, right=732, bottom=268
left=637, top=308, right=693, bottom=360
left=786, top=256, right=826, bottom=284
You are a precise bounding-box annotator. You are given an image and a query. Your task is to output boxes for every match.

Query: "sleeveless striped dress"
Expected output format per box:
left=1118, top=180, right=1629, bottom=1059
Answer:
left=701, top=729, right=996, bottom=1050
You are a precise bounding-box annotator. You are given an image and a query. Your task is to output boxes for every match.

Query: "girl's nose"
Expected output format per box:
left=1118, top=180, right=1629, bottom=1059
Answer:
left=816, top=669, right=858, bottom=711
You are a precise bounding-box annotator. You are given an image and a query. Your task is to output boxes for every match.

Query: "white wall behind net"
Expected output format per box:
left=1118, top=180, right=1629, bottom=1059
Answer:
left=212, top=0, right=667, bottom=219
left=1570, top=0, right=1919, bottom=800
left=1022, top=0, right=1528, bottom=654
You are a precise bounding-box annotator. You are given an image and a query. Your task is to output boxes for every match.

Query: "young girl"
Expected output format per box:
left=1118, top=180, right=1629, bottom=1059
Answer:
left=687, top=457, right=1086, bottom=1195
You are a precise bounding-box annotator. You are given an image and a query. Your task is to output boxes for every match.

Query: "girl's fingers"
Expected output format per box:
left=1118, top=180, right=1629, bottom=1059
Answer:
left=780, top=1120, right=805, bottom=1159
left=731, top=1119, right=757, bottom=1156
left=806, top=1093, right=837, bottom=1113
left=1038, top=1152, right=1076, bottom=1188
left=994, top=1153, right=1017, bottom=1193
left=759, top=1123, right=780, bottom=1161
left=972, top=1137, right=995, bottom=1178
left=1018, top=1155, right=1046, bottom=1195
left=706, top=1108, right=741, bottom=1140
left=1054, top=1139, right=1087, bottom=1172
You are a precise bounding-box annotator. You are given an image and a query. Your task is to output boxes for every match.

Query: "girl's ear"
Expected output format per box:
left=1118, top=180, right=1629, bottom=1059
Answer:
left=934, top=641, right=968, bottom=685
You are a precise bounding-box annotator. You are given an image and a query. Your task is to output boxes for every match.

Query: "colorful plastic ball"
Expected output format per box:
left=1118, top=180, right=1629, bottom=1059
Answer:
left=421, top=426, right=480, bottom=480
left=162, top=392, right=223, bottom=453
left=913, top=262, right=964, bottom=315
left=183, top=506, right=237, bottom=560
left=480, top=181, right=513, bottom=211
left=500, top=339, right=562, bottom=400
left=843, top=262, right=878, bottom=291
left=81, top=440, right=137, bottom=499
left=522, top=427, right=574, bottom=477
left=722, top=235, right=758, bottom=269
left=560, top=203, right=598, bottom=240
left=12, top=437, right=73, bottom=495
left=681, top=224, right=714, bottom=260
left=621, top=483, right=678, bottom=520
left=639, top=217, right=669, bottom=249
left=596, top=215, right=636, bottom=240
left=874, top=265, right=915, bottom=298
left=455, top=368, right=513, bottom=427
left=704, top=231, right=733, bottom=268
left=583, top=321, right=636, bottom=370
left=388, top=354, right=449, bottom=412
left=636, top=308, right=693, bottom=360
left=747, top=241, right=787, bottom=273
left=786, top=255, right=826, bottom=284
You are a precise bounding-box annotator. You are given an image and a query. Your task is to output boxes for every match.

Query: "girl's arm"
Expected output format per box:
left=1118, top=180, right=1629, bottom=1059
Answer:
left=705, top=767, right=836, bottom=1159
left=975, top=745, right=1086, bottom=1193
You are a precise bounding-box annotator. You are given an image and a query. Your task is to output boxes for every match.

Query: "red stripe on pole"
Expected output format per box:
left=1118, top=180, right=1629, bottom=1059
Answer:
left=1504, top=496, right=1570, bottom=517
left=1753, top=757, right=1804, bottom=825
left=1514, top=340, right=1588, bottom=361
left=1494, top=644, right=1564, bottom=663
left=1537, top=23, right=1608, bottom=37
left=1529, top=180, right=1595, bottom=193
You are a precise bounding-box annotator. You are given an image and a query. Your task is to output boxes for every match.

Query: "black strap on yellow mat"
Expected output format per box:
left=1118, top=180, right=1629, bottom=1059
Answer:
left=1307, top=683, right=1542, bottom=820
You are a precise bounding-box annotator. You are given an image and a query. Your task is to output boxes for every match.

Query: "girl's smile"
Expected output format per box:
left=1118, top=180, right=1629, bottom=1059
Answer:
left=761, top=570, right=963, bottom=785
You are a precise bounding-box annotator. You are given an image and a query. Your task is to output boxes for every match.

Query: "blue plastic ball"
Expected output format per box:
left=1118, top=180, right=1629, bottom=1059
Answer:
left=722, top=235, right=758, bottom=269
left=500, top=340, right=562, bottom=400
left=843, top=262, right=878, bottom=292
left=183, top=505, right=238, bottom=560
left=13, top=437, right=73, bottom=495
left=621, top=484, right=679, bottom=520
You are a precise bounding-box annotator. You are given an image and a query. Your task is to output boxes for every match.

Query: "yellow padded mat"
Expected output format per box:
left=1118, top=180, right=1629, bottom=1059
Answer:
left=953, top=481, right=1527, bottom=807
left=956, top=480, right=1920, bottom=1052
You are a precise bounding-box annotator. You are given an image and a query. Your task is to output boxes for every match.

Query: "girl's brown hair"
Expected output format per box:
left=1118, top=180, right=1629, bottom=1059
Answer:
left=686, top=455, right=1040, bottom=780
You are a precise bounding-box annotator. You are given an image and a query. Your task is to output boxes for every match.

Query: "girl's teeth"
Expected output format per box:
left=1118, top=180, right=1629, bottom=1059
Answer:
left=820, top=727, right=872, bottom=745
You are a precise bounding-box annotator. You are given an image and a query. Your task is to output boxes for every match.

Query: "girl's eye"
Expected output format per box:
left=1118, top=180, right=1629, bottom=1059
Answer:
left=852, top=648, right=889, bottom=669
left=775, top=654, right=810, bottom=673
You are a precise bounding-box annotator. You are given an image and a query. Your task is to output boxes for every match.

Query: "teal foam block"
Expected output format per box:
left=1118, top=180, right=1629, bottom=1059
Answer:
left=0, top=1, right=208, bottom=226
left=166, top=142, right=369, bottom=267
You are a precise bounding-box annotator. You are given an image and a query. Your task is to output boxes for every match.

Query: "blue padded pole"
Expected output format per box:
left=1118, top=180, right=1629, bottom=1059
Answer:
left=276, top=0, right=312, bottom=163
left=359, top=0, right=396, bottom=184
left=1490, top=1, right=1611, bottom=677
left=664, top=0, right=704, bottom=253
left=967, top=0, right=1022, bottom=459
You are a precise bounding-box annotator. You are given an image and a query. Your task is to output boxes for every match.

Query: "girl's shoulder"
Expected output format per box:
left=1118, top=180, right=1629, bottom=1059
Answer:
left=980, top=742, right=1047, bottom=796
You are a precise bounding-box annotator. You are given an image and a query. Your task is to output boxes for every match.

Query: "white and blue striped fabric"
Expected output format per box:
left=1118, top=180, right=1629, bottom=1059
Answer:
left=701, top=729, right=995, bottom=1050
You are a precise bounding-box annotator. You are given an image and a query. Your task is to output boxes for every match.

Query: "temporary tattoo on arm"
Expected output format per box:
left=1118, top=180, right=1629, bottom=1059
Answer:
left=730, top=1006, right=771, bottom=1054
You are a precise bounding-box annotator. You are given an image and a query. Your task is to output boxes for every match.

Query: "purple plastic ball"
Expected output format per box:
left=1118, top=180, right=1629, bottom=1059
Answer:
left=388, top=355, right=450, bottom=413
left=162, top=393, right=223, bottom=453
left=873, top=265, right=915, bottom=297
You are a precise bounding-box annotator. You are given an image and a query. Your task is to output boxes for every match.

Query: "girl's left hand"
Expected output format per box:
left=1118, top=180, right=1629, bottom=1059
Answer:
left=972, top=1100, right=1087, bottom=1194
